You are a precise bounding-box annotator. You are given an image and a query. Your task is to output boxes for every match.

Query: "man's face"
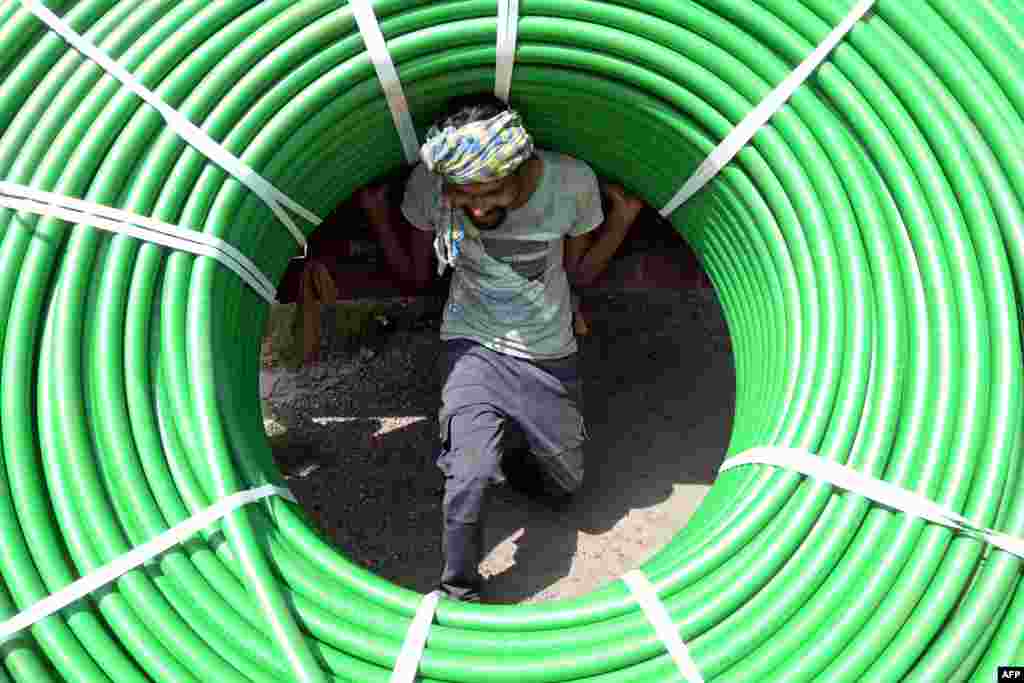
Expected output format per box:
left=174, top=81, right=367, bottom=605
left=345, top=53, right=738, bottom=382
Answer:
left=443, top=174, right=520, bottom=230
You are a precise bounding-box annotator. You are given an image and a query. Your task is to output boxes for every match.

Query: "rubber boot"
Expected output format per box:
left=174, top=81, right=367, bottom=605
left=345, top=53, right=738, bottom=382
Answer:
left=439, top=519, right=483, bottom=602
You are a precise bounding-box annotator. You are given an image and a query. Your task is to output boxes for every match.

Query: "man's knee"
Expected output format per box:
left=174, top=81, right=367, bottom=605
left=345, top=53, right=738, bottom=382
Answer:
left=539, top=445, right=585, bottom=495
left=437, top=435, right=505, bottom=492
left=437, top=407, right=505, bottom=477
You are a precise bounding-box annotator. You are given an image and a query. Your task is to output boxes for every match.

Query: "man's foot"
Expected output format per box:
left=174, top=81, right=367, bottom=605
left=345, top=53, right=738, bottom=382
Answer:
left=438, top=584, right=481, bottom=603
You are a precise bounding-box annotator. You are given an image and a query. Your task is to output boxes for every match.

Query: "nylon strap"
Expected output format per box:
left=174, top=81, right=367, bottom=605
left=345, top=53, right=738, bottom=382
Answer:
left=622, top=570, right=705, bottom=682
left=389, top=591, right=442, bottom=683
left=495, top=0, right=520, bottom=103
left=350, top=0, right=421, bottom=165
left=722, top=447, right=1024, bottom=559
left=0, top=485, right=296, bottom=644
left=660, top=0, right=875, bottom=217
left=20, top=0, right=319, bottom=251
left=0, top=182, right=279, bottom=303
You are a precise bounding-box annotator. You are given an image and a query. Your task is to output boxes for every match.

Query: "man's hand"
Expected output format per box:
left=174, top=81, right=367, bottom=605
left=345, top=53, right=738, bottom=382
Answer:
left=601, top=182, right=645, bottom=228
left=353, top=183, right=435, bottom=293
left=356, top=184, right=393, bottom=229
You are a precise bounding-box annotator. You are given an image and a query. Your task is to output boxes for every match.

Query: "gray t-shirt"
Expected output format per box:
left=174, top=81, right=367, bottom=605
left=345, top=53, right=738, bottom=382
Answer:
left=402, top=149, right=604, bottom=360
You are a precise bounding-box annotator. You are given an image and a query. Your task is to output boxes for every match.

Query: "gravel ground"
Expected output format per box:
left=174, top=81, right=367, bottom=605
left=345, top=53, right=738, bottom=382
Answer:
left=261, top=289, right=734, bottom=603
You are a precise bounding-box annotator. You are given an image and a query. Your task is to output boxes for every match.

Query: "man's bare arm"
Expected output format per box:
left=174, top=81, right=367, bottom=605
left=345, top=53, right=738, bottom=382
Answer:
left=356, top=185, right=435, bottom=292
left=566, top=184, right=645, bottom=288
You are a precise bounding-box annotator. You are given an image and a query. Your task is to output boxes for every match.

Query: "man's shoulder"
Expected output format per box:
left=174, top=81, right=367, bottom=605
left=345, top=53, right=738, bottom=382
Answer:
left=539, top=148, right=589, bottom=171
left=403, top=162, right=441, bottom=205
left=539, top=149, right=597, bottom=190
left=402, top=163, right=441, bottom=231
left=406, top=161, right=435, bottom=190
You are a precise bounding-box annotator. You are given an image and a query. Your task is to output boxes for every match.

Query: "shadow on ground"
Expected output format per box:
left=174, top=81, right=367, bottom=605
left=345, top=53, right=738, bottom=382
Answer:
left=266, top=290, right=734, bottom=603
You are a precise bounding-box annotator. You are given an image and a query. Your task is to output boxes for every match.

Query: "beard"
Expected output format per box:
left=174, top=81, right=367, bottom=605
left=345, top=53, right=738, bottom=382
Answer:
left=466, top=207, right=509, bottom=231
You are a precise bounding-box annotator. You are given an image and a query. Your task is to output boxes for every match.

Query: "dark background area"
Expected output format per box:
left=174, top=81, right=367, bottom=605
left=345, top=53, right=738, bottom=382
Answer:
left=276, top=166, right=711, bottom=304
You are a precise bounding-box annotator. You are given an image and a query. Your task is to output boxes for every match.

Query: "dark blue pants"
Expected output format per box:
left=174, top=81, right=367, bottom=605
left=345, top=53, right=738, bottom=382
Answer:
left=437, top=338, right=587, bottom=600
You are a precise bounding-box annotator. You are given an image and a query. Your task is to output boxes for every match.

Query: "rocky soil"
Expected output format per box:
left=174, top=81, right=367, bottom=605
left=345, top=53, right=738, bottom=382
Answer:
left=261, top=289, right=734, bottom=603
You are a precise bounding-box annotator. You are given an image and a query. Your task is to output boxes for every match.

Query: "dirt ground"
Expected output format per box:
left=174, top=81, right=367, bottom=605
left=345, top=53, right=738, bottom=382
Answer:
left=261, top=289, right=734, bottom=603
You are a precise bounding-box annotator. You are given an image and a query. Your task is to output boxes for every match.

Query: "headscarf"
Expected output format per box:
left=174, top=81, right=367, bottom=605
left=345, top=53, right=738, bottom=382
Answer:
left=420, top=110, right=534, bottom=274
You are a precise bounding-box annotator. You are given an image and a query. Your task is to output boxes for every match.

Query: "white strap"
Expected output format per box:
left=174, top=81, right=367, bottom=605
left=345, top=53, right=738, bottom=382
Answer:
left=660, top=0, right=875, bottom=217
left=20, top=0, right=318, bottom=250
left=722, top=447, right=1024, bottom=559
left=495, top=0, right=520, bottom=103
left=350, top=0, right=421, bottom=165
left=0, top=182, right=279, bottom=303
left=0, top=485, right=296, bottom=644
left=622, top=570, right=704, bottom=682
left=389, top=590, right=441, bottom=683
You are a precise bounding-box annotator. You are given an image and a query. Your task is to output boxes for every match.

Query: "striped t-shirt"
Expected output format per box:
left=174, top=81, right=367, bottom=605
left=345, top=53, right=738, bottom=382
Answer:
left=401, top=149, right=604, bottom=360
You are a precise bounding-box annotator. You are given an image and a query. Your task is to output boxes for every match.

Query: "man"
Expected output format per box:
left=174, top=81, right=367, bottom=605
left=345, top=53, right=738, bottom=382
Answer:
left=357, top=94, right=644, bottom=602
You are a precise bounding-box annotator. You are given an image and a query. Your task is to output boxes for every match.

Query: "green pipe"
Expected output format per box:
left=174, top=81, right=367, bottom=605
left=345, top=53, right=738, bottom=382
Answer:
left=1, top=1, right=1022, bottom=681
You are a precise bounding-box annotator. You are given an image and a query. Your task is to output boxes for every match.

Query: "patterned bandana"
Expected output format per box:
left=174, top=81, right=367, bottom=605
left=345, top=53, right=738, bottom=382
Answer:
left=420, top=110, right=535, bottom=274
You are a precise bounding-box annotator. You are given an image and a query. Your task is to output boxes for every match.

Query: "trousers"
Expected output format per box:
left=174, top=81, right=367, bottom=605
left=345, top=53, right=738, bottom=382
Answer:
left=436, top=338, right=587, bottom=600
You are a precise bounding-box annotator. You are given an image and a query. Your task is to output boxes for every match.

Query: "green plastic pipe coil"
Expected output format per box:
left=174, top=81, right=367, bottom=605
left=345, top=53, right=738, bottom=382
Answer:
left=1, top=0, right=1023, bottom=681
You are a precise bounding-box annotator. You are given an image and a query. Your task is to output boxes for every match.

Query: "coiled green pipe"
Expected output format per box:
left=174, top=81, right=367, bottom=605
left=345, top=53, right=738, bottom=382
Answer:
left=1, top=0, right=1022, bottom=681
